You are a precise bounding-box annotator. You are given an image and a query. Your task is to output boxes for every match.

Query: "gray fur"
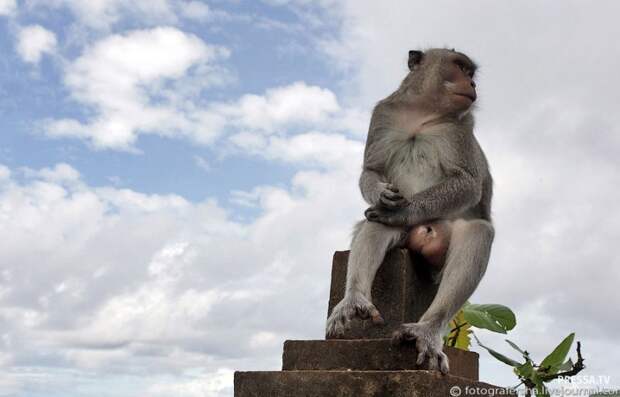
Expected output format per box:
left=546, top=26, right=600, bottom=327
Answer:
left=325, top=48, right=494, bottom=375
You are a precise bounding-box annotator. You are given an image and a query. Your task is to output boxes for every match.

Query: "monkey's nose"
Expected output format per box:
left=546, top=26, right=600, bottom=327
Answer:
left=470, top=81, right=476, bottom=88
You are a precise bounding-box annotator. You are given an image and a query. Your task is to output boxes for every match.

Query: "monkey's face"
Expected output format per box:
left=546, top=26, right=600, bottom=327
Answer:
left=440, top=54, right=477, bottom=113
left=405, top=49, right=478, bottom=116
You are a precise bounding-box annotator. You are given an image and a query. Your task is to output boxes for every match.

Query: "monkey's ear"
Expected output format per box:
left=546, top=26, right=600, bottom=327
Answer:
left=408, top=50, right=424, bottom=71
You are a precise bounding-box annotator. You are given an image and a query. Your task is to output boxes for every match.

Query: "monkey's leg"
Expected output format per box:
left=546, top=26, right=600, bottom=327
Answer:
left=393, top=218, right=494, bottom=373
left=326, top=220, right=406, bottom=337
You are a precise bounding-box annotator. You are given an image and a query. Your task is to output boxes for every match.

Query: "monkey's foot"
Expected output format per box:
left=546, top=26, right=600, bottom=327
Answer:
left=325, top=292, right=384, bottom=337
left=392, top=321, right=449, bottom=374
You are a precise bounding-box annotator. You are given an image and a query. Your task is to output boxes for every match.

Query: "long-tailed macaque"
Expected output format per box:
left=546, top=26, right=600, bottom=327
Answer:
left=326, top=48, right=494, bottom=374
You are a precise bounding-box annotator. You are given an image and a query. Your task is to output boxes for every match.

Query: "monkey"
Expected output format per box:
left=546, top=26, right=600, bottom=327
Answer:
left=325, top=48, right=494, bottom=375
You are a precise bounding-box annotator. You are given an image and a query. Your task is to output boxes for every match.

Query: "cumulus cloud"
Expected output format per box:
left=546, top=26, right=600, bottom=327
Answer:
left=212, top=82, right=340, bottom=133
left=0, top=0, right=15, bottom=16
left=147, top=369, right=234, bottom=397
left=27, top=0, right=234, bottom=30
left=229, top=131, right=363, bottom=169
left=15, top=25, right=57, bottom=64
left=0, top=153, right=366, bottom=395
left=45, top=27, right=231, bottom=150
left=46, top=34, right=362, bottom=151
left=42, top=25, right=362, bottom=151
left=28, top=0, right=177, bottom=30
left=178, top=0, right=211, bottom=21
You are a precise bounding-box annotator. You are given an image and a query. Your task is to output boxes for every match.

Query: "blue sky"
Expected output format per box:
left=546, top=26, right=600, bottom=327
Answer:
left=1, top=1, right=620, bottom=396
left=0, top=1, right=339, bottom=204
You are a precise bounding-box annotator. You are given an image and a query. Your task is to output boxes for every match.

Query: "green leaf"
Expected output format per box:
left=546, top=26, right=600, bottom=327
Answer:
left=556, top=358, right=574, bottom=372
left=463, top=304, right=516, bottom=334
left=531, top=373, right=550, bottom=397
left=474, top=334, right=522, bottom=367
left=539, top=333, right=575, bottom=375
left=505, top=339, right=526, bottom=355
left=514, top=360, right=534, bottom=379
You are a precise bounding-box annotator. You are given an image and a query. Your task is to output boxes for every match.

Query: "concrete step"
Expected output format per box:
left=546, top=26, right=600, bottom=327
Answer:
left=234, top=370, right=514, bottom=397
left=327, top=250, right=439, bottom=339
left=282, top=339, right=479, bottom=381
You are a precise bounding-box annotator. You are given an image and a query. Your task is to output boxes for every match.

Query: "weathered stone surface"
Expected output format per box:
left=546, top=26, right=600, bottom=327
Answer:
left=233, top=250, right=505, bottom=396
left=326, top=249, right=438, bottom=339
left=282, top=339, right=479, bottom=381
left=235, top=370, right=515, bottom=397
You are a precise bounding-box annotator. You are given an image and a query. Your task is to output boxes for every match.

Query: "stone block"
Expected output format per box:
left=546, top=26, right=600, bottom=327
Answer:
left=235, top=370, right=515, bottom=397
left=326, top=249, right=438, bottom=339
left=282, top=339, right=479, bottom=380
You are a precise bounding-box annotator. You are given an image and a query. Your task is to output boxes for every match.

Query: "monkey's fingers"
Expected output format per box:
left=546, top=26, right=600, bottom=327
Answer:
left=438, top=351, right=450, bottom=374
left=364, top=207, right=380, bottom=221
left=416, top=347, right=428, bottom=366
left=355, top=305, right=385, bottom=325
left=392, top=325, right=417, bottom=345
left=381, top=190, right=403, bottom=200
left=385, top=184, right=399, bottom=193
left=380, top=196, right=409, bottom=209
left=391, top=330, right=404, bottom=345
left=370, top=309, right=385, bottom=325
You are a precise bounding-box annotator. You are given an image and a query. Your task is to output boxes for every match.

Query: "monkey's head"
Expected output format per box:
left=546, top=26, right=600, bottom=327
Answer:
left=403, top=48, right=478, bottom=116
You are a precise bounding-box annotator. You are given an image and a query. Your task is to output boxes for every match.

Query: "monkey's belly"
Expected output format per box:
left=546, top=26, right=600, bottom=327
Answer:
left=386, top=139, right=445, bottom=197
left=390, top=166, right=443, bottom=198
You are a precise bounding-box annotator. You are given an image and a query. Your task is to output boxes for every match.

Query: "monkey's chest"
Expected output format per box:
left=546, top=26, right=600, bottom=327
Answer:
left=387, top=143, right=444, bottom=197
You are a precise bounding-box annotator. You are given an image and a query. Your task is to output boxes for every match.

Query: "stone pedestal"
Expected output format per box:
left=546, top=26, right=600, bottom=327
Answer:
left=327, top=250, right=438, bottom=339
left=234, top=249, right=511, bottom=396
left=235, top=370, right=512, bottom=397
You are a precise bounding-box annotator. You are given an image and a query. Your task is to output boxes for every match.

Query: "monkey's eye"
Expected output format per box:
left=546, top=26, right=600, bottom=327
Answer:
left=454, top=60, right=473, bottom=77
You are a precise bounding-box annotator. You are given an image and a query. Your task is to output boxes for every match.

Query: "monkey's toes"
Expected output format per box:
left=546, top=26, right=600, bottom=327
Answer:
left=325, top=314, right=347, bottom=337
left=391, top=322, right=450, bottom=374
left=326, top=294, right=384, bottom=336
left=391, top=327, right=415, bottom=345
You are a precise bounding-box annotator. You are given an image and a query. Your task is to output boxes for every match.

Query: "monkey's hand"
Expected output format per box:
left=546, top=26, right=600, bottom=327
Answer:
left=378, top=184, right=411, bottom=209
left=364, top=204, right=411, bottom=227
left=325, top=292, right=384, bottom=337
left=392, top=321, right=449, bottom=374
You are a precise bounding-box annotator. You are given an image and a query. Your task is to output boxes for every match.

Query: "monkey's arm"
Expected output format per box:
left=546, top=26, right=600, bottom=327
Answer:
left=409, top=168, right=482, bottom=222
left=360, top=168, right=409, bottom=209
left=365, top=168, right=482, bottom=226
left=359, top=168, right=386, bottom=205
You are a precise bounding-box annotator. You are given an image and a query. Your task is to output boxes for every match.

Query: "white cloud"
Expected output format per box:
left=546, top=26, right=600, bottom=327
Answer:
left=147, top=369, right=234, bottom=397
left=28, top=0, right=234, bottom=30
left=15, top=25, right=57, bottom=64
left=193, top=155, right=212, bottom=172
left=179, top=0, right=211, bottom=21
left=0, top=165, right=10, bottom=180
left=211, top=82, right=340, bottom=132
left=47, top=39, right=359, bottom=150
left=29, top=0, right=177, bottom=30
left=0, top=157, right=365, bottom=394
left=0, top=0, right=15, bottom=15
left=22, top=162, right=80, bottom=183
left=46, top=27, right=231, bottom=150
left=229, top=130, right=363, bottom=169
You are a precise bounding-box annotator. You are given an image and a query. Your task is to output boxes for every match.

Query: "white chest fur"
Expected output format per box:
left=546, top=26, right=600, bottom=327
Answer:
left=386, top=132, right=445, bottom=197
